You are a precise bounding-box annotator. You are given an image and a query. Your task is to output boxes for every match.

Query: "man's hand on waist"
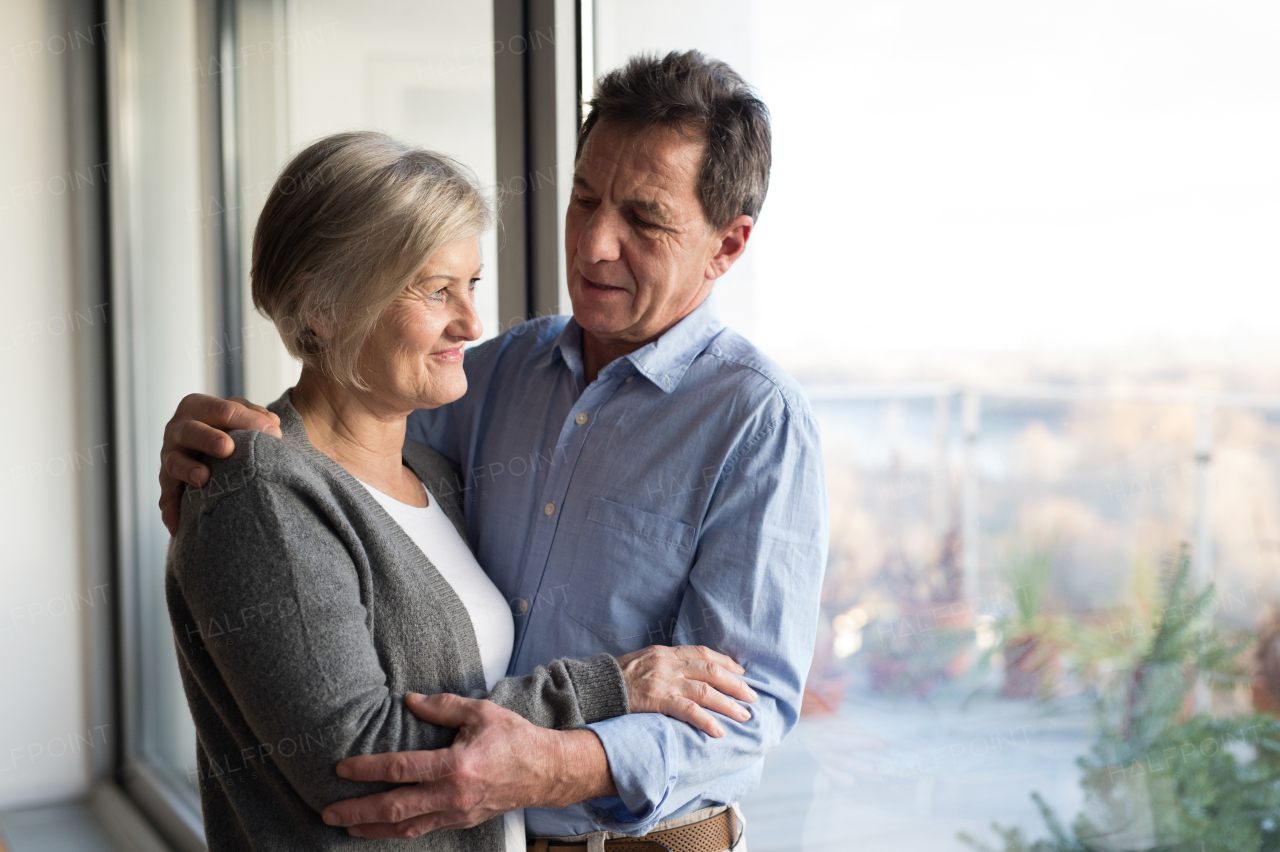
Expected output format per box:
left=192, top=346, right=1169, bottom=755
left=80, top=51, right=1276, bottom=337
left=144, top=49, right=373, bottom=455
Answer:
left=321, top=693, right=616, bottom=840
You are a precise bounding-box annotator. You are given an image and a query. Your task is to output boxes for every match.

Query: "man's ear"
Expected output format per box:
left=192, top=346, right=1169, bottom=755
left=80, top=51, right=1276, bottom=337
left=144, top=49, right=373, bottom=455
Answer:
left=706, top=215, right=754, bottom=281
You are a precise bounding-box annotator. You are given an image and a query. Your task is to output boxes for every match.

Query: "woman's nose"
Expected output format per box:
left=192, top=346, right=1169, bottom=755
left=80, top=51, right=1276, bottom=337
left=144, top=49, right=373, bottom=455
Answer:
left=450, top=294, right=483, bottom=342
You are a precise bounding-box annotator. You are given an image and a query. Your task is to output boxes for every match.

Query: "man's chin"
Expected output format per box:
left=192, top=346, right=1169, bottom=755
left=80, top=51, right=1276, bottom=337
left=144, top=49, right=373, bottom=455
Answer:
left=573, top=315, right=634, bottom=341
left=567, top=299, right=634, bottom=338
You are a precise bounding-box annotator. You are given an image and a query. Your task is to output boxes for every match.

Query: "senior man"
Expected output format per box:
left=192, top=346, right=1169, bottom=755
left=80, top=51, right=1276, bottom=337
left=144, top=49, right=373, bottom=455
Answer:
left=158, top=51, right=827, bottom=850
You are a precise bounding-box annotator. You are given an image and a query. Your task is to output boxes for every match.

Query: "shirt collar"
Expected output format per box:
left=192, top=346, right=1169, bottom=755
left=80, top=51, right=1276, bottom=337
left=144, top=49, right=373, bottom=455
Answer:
left=546, top=295, right=724, bottom=394
left=626, top=296, right=724, bottom=393
left=547, top=320, right=584, bottom=376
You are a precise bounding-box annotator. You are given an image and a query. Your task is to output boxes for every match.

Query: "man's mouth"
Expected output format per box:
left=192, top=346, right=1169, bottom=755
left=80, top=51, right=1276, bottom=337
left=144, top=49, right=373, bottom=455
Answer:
left=580, top=273, right=626, bottom=294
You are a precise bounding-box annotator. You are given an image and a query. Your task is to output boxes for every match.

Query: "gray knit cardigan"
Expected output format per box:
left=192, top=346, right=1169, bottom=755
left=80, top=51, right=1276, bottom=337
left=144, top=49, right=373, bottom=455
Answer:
left=166, top=390, right=628, bottom=851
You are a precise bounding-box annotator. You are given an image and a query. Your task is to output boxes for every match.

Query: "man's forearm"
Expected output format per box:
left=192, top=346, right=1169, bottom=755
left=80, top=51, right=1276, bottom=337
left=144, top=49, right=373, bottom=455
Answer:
left=323, top=696, right=615, bottom=834
left=537, top=728, right=617, bottom=807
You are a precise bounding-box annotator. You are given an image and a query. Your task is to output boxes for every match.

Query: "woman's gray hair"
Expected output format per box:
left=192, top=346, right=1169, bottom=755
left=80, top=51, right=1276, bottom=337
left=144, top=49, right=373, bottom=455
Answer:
left=251, top=131, right=491, bottom=389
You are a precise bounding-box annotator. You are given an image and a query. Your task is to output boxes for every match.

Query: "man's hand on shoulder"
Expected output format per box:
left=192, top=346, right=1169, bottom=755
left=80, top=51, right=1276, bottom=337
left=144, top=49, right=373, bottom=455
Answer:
left=321, top=693, right=616, bottom=840
left=160, top=394, right=281, bottom=535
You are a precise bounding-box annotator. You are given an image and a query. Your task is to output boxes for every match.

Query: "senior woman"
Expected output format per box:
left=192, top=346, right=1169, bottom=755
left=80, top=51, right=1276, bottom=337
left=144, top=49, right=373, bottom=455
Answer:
left=166, top=132, right=754, bottom=852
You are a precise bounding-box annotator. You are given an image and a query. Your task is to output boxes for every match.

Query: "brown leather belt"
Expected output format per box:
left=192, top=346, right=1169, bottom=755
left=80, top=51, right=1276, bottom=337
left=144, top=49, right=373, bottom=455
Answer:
left=528, top=808, right=736, bottom=852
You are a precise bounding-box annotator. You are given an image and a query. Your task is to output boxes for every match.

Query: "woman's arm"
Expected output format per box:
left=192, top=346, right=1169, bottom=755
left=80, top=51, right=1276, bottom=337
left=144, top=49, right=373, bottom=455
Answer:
left=171, top=453, right=755, bottom=824
left=170, top=462, right=751, bottom=820
left=480, top=644, right=757, bottom=738
left=480, top=655, right=627, bottom=730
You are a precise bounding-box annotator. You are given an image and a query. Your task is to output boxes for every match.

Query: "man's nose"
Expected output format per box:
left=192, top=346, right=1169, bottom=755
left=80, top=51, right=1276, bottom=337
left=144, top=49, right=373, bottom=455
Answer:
left=576, top=208, right=623, bottom=265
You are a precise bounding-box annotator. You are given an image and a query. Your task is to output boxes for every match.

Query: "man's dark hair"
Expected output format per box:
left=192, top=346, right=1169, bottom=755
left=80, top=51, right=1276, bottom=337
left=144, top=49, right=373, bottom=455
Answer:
left=577, top=50, right=771, bottom=230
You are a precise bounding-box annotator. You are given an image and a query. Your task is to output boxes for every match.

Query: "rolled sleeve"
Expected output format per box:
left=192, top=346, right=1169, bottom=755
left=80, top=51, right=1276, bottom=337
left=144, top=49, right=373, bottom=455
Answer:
left=587, top=713, right=678, bottom=827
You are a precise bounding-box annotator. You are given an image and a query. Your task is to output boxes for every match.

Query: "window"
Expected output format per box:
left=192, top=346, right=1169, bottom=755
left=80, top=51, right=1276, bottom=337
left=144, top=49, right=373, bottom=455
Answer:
left=593, top=1, right=1280, bottom=849
left=102, top=0, right=1280, bottom=848
left=109, top=0, right=218, bottom=842
left=107, top=1, right=531, bottom=845
left=230, top=0, right=504, bottom=402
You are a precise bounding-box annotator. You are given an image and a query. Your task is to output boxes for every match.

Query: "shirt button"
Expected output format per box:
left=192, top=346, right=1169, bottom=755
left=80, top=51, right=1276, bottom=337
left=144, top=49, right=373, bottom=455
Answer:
left=544, top=502, right=556, bottom=516
left=516, top=598, right=530, bottom=613
left=575, top=412, right=588, bottom=426
left=625, top=376, right=634, bottom=383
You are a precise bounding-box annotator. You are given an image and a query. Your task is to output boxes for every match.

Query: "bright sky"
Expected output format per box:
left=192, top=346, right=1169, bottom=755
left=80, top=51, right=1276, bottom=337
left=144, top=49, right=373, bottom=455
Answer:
left=596, top=1, right=1280, bottom=361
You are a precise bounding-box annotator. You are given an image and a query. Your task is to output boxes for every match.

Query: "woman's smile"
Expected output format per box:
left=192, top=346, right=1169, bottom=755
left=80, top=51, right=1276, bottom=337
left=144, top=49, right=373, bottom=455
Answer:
left=428, top=345, right=465, bottom=362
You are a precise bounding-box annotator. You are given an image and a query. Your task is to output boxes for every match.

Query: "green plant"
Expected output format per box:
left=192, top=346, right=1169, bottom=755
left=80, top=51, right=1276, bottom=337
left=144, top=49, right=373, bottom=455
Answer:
left=961, top=546, right=1280, bottom=852
left=1060, top=554, right=1186, bottom=697
left=997, top=542, right=1072, bottom=698
left=1000, top=542, right=1057, bottom=636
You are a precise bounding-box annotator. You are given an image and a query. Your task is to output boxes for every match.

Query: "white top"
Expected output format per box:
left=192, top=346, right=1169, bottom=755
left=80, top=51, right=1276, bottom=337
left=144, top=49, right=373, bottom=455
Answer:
left=356, top=477, right=525, bottom=852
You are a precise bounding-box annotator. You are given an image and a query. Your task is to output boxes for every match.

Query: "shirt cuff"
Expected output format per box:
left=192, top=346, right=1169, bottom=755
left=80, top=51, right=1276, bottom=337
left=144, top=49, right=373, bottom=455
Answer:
left=585, top=712, right=678, bottom=831
left=563, top=653, right=629, bottom=724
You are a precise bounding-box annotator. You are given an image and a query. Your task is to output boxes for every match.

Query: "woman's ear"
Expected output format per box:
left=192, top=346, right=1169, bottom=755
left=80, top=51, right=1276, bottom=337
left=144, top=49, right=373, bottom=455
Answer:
left=306, top=300, right=336, bottom=341
left=308, top=315, right=332, bottom=340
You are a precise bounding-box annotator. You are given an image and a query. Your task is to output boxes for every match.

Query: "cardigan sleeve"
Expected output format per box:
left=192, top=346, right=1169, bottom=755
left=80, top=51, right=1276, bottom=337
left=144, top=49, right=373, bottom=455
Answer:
left=482, top=654, right=628, bottom=729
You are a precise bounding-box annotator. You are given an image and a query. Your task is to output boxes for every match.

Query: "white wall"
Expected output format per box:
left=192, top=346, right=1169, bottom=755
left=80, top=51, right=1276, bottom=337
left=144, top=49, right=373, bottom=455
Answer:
left=0, top=0, right=109, bottom=808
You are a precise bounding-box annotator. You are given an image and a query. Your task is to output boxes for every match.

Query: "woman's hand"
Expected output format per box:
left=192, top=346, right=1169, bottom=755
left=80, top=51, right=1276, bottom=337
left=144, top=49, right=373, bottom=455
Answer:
left=616, top=645, right=757, bottom=738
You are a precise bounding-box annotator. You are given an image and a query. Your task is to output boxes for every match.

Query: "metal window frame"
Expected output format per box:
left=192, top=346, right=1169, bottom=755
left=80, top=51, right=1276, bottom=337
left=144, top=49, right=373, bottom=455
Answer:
left=494, top=0, right=588, bottom=323
left=103, top=0, right=237, bottom=847
left=66, top=0, right=118, bottom=792
left=215, top=0, right=245, bottom=400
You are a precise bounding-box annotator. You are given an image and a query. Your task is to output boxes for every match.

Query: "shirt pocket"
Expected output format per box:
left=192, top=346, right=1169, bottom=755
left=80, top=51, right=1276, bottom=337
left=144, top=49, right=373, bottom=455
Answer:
left=565, top=497, right=697, bottom=643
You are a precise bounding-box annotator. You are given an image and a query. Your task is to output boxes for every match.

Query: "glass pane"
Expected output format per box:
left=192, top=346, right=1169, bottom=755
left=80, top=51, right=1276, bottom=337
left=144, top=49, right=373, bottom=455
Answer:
left=235, top=0, right=499, bottom=404
left=593, top=3, right=1280, bottom=850
left=115, top=0, right=214, bottom=811
left=114, top=0, right=502, bottom=826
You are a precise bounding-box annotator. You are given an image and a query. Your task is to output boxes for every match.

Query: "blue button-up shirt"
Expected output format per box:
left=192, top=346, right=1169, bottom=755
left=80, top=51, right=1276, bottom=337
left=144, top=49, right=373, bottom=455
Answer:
left=405, top=297, right=828, bottom=837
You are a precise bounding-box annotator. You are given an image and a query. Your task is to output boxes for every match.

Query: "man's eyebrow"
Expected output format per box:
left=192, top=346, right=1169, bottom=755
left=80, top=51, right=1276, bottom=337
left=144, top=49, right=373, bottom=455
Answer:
left=573, top=175, right=672, bottom=223
left=627, top=198, right=672, bottom=223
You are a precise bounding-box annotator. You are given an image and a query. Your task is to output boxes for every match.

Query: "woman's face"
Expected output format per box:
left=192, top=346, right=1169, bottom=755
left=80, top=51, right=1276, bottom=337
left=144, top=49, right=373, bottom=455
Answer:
left=359, top=237, right=484, bottom=411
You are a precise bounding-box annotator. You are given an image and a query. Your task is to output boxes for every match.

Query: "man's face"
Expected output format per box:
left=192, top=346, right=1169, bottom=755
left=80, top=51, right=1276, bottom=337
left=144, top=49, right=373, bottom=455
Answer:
left=565, top=120, right=725, bottom=347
